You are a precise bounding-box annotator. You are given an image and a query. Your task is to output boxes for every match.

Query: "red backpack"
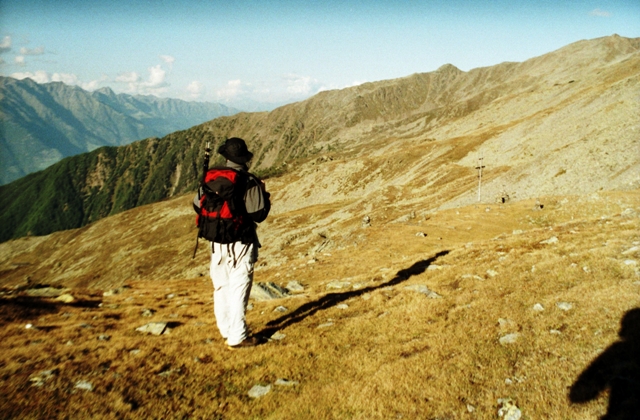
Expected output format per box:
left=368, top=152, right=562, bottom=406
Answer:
left=195, top=167, right=253, bottom=244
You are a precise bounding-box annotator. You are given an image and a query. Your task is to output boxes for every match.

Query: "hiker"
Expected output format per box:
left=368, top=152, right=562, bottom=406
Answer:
left=193, top=137, right=271, bottom=348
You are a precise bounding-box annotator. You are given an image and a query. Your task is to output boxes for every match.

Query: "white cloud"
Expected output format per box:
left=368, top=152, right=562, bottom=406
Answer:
left=160, top=55, right=175, bottom=68
left=19, top=46, right=45, bottom=55
left=51, top=72, right=80, bottom=85
left=590, top=8, right=611, bottom=17
left=116, top=65, right=170, bottom=95
left=284, top=74, right=323, bottom=96
left=115, top=71, right=140, bottom=83
left=11, top=70, right=50, bottom=83
left=187, top=81, right=205, bottom=99
left=0, top=36, right=11, bottom=54
left=14, top=56, right=26, bottom=66
left=215, top=79, right=250, bottom=101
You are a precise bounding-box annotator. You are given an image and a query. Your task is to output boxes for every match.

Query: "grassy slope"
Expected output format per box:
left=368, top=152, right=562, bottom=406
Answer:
left=0, top=190, right=638, bottom=419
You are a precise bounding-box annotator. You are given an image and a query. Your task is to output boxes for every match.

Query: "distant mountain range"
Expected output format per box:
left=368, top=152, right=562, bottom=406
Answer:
left=0, top=76, right=240, bottom=184
left=0, top=34, right=638, bottom=244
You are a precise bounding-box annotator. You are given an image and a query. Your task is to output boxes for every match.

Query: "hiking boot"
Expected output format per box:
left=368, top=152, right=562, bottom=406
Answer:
left=227, top=336, right=263, bottom=349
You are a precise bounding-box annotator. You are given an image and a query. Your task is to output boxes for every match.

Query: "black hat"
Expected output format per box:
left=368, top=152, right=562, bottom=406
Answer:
left=217, top=137, right=254, bottom=164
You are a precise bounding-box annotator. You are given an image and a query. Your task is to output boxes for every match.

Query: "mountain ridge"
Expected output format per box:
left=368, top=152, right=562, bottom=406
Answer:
left=0, top=34, right=637, bottom=244
left=0, top=77, right=240, bottom=184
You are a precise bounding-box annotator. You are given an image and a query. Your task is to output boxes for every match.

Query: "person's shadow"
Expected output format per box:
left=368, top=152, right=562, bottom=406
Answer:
left=569, top=307, right=640, bottom=419
left=258, top=250, right=450, bottom=338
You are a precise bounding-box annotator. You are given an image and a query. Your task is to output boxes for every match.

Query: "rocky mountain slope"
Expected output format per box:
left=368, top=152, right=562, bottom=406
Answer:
left=0, top=77, right=239, bottom=184
left=0, top=35, right=638, bottom=244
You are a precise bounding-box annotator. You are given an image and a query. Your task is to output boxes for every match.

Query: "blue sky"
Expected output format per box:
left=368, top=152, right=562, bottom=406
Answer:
left=1, top=0, right=638, bottom=109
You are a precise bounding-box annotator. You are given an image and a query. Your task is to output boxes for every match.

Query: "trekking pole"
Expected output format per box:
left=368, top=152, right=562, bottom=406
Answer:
left=192, top=142, right=211, bottom=258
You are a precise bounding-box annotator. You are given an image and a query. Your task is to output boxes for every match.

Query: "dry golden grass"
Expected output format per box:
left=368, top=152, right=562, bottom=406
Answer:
left=1, top=190, right=638, bottom=419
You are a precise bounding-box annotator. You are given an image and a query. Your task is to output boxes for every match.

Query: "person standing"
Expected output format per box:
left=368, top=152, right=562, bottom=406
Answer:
left=193, top=137, right=270, bottom=348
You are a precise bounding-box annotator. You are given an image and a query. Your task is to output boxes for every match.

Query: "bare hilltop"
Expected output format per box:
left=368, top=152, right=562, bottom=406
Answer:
left=0, top=35, right=638, bottom=419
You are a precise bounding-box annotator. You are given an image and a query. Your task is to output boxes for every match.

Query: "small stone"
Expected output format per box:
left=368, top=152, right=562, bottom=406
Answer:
left=466, top=404, right=476, bottom=413
left=404, top=284, right=441, bottom=298
left=286, top=281, right=305, bottom=292
left=166, top=294, right=175, bottom=299
left=533, top=303, right=545, bottom=312
left=583, top=266, right=590, bottom=273
left=550, top=329, right=562, bottom=335
left=55, top=294, right=75, bottom=303
left=248, top=384, right=271, bottom=398
left=486, top=269, right=499, bottom=277
left=326, top=281, right=351, bottom=290
left=274, top=306, right=288, bottom=313
left=512, top=230, right=523, bottom=235
left=250, top=282, right=290, bottom=301
left=622, top=246, right=639, bottom=255
left=317, top=322, right=334, bottom=328
left=129, top=349, right=141, bottom=355
left=556, top=302, right=573, bottom=311
left=135, top=322, right=167, bottom=336
left=499, top=333, right=520, bottom=345
left=540, top=236, right=558, bottom=245
left=98, top=334, right=110, bottom=341
left=270, top=332, right=286, bottom=341
left=25, top=323, right=34, bottom=329
left=75, top=380, right=94, bottom=391
left=497, top=398, right=522, bottom=420
left=336, top=303, right=349, bottom=310
left=415, top=232, right=427, bottom=237
left=141, top=309, right=155, bottom=317
left=275, top=378, right=299, bottom=387
left=624, top=259, right=637, bottom=266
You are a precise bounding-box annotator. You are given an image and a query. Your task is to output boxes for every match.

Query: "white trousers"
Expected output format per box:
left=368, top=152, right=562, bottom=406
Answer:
left=210, top=242, right=256, bottom=346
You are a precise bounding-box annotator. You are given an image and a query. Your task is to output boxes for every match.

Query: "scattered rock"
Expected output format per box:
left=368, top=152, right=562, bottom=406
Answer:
left=404, top=284, right=441, bottom=299
left=550, top=329, right=562, bottom=335
left=362, top=216, right=371, bottom=228
left=270, top=332, right=286, bottom=341
left=486, top=269, right=499, bottom=277
left=556, top=302, right=573, bottom=311
left=141, top=308, right=156, bottom=317
left=533, top=200, right=544, bottom=211
left=624, top=259, right=637, bottom=266
left=326, top=281, right=351, bottom=290
left=26, top=287, right=68, bottom=298
left=286, top=281, right=305, bottom=293
left=540, top=236, right=558, bottom=245
left=98, top=334, right=110, bottom=341
left=275, top=378, right=299, bottom=387
left=30, top=369, right=57, bottom=387
left=497, top=398, right=522, bottom=419
left=317, top=322, right=334, bottom=329
left=622, top=246, right=639, bottom=255
left=135, top=322, right=167, bottom=336
left=415, top=232, right=427, bottom=237
left=427, top=264, right=443, bottom=271
left=499, top=333, right=520, bottom=345
left=583, top=266, right=591, bottom=273
left=75, top=380, right=94, bottom=391
left=336, top=303, right=349, bottom=310
left=466, top=404, right=476, bottom=413
left=512, top=230, right=523, bottom=235
left=533, top=303, right=545, bottom=312
left=274, top=306, right=288, bottom=313
left=25, top=323, right=34, bottom=330
left=248, top=384, right=271, bottom=398
left=250, top=282, right=290, bottom=301
left=166, top=293, right=175, bottom=299
left=129, top=349, right=141, bottom=355
left=461, top=274, right=484, bottom=281
left=55, top=294, right=75, bottom=303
